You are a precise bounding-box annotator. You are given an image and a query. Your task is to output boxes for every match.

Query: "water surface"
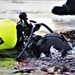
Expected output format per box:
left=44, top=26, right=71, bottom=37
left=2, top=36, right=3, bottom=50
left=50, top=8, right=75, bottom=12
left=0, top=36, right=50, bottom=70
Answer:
left=0, top=0, right=75, bottom=32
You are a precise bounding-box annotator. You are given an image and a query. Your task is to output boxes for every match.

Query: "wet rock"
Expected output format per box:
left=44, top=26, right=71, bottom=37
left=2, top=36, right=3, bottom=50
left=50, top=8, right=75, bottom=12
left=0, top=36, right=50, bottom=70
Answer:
left=63, top=72, right=73, bottom=75
left=60, top=66, right=70, bottom=73
left=40, top=67, right=47, bottom=72
left=14, top=51, right=75, bottom=75
left=47, top=67, right=55, bottom=74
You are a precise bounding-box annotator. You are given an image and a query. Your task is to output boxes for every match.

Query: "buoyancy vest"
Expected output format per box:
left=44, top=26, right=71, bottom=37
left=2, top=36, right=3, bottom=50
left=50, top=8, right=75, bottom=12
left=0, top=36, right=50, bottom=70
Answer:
left=0, top=19, right=17, bottom=50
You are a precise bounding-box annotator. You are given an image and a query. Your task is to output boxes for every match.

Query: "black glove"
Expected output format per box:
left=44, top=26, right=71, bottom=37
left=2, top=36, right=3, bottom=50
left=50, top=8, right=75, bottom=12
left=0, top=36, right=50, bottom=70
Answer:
left=34, top=23, right=41, bottom=31
left=19, top=12, right=27, bottom=20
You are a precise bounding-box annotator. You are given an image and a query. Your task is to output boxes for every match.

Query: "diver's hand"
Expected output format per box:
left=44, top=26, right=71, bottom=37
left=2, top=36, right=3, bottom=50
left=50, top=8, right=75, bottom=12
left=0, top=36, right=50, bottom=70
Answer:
left=34, top=23, right=41, bottom=31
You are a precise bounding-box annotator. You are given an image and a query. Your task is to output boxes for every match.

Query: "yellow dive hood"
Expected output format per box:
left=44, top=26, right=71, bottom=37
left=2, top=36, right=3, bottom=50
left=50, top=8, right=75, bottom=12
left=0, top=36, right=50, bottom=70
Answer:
left=0, top=19, right=17, bottom=50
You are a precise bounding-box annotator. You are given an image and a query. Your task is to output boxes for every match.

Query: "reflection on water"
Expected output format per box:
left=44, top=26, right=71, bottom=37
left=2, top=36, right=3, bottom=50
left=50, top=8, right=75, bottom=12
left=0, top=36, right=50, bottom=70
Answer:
left=0, top=0, right=75, bottom=32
